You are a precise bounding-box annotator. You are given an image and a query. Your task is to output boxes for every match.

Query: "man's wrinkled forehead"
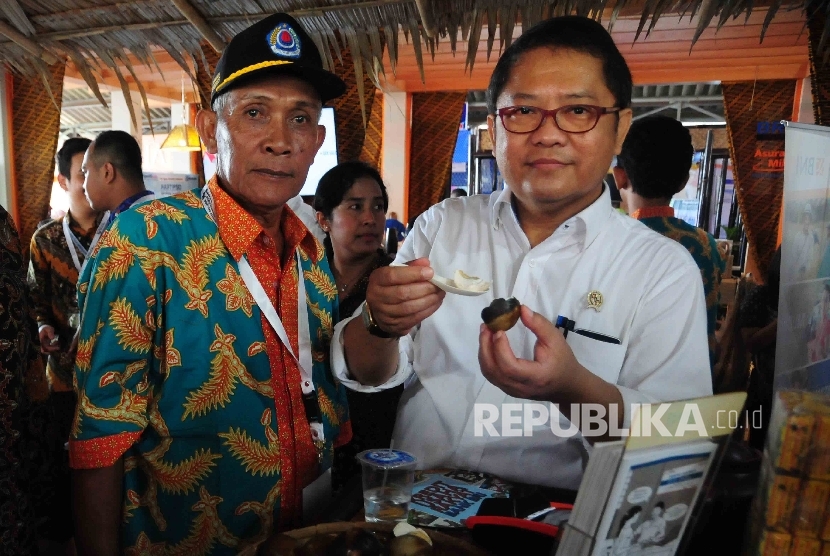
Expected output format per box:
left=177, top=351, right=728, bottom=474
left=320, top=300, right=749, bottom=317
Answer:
left=213, top=73, right=322, bottom=111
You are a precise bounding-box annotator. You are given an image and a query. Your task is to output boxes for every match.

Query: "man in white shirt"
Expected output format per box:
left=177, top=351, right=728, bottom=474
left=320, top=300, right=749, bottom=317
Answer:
left=331, top=15, right=712, bottom=490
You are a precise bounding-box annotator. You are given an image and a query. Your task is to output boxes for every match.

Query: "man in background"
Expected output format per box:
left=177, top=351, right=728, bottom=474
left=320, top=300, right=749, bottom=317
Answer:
left=28, top=136, right=104, bottom=553
left=81, top=130, right=153, bottom=222
left=614, top=115, right=724, bottom=371
left=31, top=137, right=103, bottom=390
left=385, top=210, right=406, bottom=241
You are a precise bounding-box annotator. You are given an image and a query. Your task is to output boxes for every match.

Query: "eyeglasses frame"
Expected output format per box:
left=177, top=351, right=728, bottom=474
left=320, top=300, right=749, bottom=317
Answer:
left=496, top=105, right=623, bottom=134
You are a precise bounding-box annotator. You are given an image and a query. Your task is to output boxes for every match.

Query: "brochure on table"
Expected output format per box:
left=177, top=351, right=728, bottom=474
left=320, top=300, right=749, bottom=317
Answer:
left=558, top=392, right=748, bottom=556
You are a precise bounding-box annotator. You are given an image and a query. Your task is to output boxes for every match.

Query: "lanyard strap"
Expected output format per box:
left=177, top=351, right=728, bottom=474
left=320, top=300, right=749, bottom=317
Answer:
left=237, top=257, right=315, bottom=393
left=109, top=191, right=154, bottom=224
left=64, top=212, right=110, bottom=274
left=201, top=185, right=324, bottom=444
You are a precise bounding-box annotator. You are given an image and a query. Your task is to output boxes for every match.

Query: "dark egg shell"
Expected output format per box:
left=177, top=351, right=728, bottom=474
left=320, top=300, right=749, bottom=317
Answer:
left=481, top=297, right=521, bottom=332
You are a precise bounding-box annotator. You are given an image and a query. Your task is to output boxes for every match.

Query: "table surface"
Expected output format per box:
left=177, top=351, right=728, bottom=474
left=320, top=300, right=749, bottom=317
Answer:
left=315, top=472, right=578, bottom=555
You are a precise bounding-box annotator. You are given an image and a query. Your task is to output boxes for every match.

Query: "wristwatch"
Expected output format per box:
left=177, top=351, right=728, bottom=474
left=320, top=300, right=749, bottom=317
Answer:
left=361, top=302, right=398, bottom=339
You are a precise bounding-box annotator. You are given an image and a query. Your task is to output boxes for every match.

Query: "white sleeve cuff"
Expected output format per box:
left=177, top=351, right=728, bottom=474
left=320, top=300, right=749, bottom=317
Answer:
left=330, top=312, right=415, bottom=393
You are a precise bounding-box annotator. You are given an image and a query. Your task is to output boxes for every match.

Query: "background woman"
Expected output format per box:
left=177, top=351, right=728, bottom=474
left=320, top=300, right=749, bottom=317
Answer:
left=313, top=161, right=403, bottom=490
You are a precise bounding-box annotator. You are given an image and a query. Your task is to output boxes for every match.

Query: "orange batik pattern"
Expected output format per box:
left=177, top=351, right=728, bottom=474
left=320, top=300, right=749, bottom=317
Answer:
left=70, top=179, right=350, bottom=554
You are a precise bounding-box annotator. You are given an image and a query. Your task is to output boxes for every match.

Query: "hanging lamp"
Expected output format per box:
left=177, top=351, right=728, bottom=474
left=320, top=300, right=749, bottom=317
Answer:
left=161, top=76, right=202, bottom=151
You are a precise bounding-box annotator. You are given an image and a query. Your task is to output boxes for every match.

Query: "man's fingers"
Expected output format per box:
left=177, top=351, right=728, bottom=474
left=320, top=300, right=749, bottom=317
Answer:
left=519, top=306, right=559, bottom=347
left=490, top=331, right=520, bottom=372
left=490, top=330, right=537, bottom=383
left=404, top=296, right=445, bottom=323
left=373, top=292, right=445, bottom=334
left=374, top=282, right=442, bottom=306
left=372, top=264, right=433, bottom=287
left=479, top=325, right=496, bottom=370
left=403, top=257, right=432, bottom=268
left=376, top=289, right=444, bottom=317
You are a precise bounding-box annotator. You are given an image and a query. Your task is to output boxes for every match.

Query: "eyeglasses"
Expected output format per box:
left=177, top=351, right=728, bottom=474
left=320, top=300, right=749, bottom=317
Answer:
left=497, top=105, right=622, bottom=134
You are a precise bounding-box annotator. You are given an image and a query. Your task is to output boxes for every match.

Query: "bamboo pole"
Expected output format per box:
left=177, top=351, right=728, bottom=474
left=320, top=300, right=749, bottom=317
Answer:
left=170, top=0, right=225, bottom=53
left=5, top=0, right=37, bottom=36
left=0, top=20, right=59, bottom=64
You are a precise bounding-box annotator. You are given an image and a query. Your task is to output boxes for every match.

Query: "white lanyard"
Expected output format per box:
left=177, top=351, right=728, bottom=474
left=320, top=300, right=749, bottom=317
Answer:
left=63, top=212, right=109, bottom=274
left=201, top=185, right=324, bottom=443
left=237, top=257, right=314, bottom=395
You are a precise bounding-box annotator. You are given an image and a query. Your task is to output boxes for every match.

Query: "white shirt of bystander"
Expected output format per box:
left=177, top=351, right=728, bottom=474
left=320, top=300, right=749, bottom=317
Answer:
left=287, top=195, right=326, bottom=243
left=330, top=186, right=712, bottom=490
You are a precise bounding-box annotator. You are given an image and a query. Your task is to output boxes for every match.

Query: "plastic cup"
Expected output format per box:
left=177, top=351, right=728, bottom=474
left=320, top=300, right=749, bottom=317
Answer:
left=357, top=449, right=417, bottom=523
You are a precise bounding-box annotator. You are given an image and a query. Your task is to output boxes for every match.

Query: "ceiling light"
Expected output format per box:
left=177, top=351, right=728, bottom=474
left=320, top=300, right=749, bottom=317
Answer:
left=161, top=76, right=202, bottom=151
left=161, top=123, right=202, bottom=151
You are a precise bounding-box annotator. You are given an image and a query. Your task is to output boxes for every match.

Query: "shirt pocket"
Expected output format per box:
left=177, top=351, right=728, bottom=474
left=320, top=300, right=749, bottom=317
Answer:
left=566, top=332, right=626, bottom=385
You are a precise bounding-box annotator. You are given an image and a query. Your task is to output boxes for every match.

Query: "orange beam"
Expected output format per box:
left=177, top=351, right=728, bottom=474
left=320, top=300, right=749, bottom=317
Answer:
left=383, top=60, right=810, bottom=92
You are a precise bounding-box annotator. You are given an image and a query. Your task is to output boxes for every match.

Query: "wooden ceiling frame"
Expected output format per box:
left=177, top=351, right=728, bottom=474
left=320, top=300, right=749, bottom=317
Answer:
left=9, top=2, right=813, bottom=105
left=0, top=20, right=58, bottom=65
left=379, top=7, right=811, bottom=92
left=169, top=0, right=225, bottom=53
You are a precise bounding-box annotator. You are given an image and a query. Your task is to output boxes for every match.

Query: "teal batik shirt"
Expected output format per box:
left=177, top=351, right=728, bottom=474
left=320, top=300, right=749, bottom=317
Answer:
left=634, top=207, right=725, bottom=371
left=70, top=182, right=351, bottom=554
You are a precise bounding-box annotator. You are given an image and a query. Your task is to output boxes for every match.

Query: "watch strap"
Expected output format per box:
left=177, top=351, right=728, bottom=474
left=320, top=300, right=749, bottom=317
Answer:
left=361, top=302, right=398, bottom=339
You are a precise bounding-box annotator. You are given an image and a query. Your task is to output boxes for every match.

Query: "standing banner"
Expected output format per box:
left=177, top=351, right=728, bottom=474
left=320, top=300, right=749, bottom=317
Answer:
left=142, top=172, right=200, bottom=199
left=776, top=121, right=830, bottom=392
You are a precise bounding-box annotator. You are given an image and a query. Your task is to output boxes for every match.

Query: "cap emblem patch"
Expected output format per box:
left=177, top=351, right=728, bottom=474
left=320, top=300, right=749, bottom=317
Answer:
left=268, top=23, right=301, bottom=59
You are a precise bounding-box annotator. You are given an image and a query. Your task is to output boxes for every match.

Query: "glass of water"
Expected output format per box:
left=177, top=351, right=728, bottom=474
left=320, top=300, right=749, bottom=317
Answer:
left=357, top=449, right=417, bottom=523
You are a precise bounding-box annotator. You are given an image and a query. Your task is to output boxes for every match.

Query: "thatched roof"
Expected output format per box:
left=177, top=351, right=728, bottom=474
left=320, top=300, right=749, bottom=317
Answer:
left=1, top=0, right=827, bottom=118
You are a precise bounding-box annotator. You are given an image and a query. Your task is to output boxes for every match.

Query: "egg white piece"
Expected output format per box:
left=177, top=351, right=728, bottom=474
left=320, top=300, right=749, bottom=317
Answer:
left=392, top=522, right=433, bottom=546
left=452, top=269, right=490, bottom=292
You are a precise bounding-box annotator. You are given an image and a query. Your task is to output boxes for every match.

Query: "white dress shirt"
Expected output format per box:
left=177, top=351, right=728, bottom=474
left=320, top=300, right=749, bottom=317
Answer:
left=287, top=195, right=326, bottom=243
left=330, top=186, right=712, bottom=489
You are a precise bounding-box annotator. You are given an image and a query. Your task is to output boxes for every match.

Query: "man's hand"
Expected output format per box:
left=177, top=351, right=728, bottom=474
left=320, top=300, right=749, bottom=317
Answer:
left=479, top=305, right=625, bottom=441
left=364, top=258, right=445, bottom=337
left=39, top=325, right=61, bottom=354
left=342, top=258, right=445, bottom=386
left=478, top=305, right=581, bottom=401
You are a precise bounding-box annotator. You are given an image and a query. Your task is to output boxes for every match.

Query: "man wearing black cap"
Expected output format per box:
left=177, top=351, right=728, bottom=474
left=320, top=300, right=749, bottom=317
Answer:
left=70, top=14, right=352, bottom=555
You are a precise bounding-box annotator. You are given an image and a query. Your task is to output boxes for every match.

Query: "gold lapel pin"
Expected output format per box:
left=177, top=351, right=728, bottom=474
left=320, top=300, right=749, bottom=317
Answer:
left=587, top=290, right=603, bottom=312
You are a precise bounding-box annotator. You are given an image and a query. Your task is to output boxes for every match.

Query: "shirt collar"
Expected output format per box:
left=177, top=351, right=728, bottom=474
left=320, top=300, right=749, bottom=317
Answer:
left=114, top=190, right=153, bottom=215
left=489, top=184, right=615, bottom=251
left=108, top=190, right=153, bottom=224
left=631, top=206, right=675, bottom=220
left=208, top=177, right=320, bottom=264
left=65, top=210, right=104, bottom=236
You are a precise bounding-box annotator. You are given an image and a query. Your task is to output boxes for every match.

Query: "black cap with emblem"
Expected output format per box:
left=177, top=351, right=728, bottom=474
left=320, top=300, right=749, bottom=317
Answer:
left=210, top=13, right=346, bottom=106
